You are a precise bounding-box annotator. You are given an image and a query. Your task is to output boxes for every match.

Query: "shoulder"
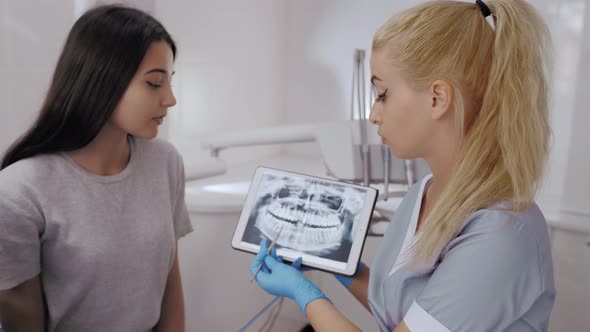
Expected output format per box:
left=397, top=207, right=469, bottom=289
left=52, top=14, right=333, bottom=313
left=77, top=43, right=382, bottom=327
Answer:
left=0, top=154, right=59, bottom=191
left=411, top=203, right=555, bottom=332
left=0, top=154, right=57, bottom=214
left=459, top=202, right=548, bottom=242
left=443, top=202, right=553, bottom=287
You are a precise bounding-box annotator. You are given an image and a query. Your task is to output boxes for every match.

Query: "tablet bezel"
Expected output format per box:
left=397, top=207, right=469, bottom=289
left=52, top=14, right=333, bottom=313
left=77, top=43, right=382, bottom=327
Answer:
left=231, top=166, right=378, bottom=276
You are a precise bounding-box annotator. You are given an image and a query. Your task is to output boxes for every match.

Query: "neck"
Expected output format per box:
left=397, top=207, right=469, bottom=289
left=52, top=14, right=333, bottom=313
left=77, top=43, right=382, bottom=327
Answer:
left=423, top=139, right=460, bottom=206
left=68, top=123, right=130, bottom=176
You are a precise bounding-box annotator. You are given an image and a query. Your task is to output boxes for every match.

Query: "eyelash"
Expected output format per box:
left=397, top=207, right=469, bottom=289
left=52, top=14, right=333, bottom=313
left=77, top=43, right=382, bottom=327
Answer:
left=376, top=89, right=388, bottom=103
left=146, top=81, right=162, bottom=88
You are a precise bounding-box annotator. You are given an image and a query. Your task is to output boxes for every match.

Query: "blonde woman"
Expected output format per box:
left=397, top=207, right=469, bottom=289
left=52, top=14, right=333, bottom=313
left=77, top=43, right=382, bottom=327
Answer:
left=249, top=0, right=555, bottom=331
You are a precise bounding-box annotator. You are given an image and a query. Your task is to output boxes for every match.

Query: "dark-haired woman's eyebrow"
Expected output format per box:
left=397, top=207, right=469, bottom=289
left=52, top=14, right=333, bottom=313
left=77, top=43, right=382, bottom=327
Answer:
left=144, top=68, right=176, bottom=76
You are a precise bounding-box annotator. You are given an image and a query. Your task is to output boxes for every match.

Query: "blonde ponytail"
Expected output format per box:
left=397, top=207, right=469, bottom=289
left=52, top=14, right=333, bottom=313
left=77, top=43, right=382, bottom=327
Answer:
left=373, top=0, right=552, bottom=263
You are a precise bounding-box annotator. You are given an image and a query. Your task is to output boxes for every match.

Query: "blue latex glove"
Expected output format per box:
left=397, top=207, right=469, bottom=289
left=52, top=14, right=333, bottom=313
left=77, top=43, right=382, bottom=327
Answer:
left=334, top=261, right=366, bottom=288
left=250, top=240, right=330, bottom=314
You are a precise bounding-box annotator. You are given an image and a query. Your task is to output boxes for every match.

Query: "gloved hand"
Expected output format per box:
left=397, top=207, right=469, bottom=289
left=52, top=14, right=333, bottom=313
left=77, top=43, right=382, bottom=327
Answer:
left=259, top=241, right=366, bottom=289
left=250, top=240, right=330, bottom=314
left=334, top=261, right=366, bottom=288
left=282, top=251, right=365, bottom=289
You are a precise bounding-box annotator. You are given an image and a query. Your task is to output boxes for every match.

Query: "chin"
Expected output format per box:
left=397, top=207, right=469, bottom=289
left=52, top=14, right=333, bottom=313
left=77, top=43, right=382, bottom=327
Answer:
left=387, top=143, right=418, bottom=160
left=131, top=129, right=158, bottom=140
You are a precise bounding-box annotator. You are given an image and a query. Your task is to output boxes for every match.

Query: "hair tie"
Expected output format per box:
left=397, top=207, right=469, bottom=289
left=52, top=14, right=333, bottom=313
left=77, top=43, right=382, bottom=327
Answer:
left=476, top=0, right=491, bottom=17
left=476, top=0, right=495, bottom=31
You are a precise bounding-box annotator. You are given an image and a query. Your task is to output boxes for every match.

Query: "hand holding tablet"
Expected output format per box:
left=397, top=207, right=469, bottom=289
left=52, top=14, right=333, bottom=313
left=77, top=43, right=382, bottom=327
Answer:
left=232, top=167, right=378, bottom=276
left=249, top=229, right=283, bottom=282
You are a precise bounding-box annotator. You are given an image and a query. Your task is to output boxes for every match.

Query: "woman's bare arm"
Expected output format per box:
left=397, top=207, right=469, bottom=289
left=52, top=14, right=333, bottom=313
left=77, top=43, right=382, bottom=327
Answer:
left=0, top=275, right=45, bottom=332
left=342, top=266, right=372, bottom=312
left=155, top=244, right=185, bottom=332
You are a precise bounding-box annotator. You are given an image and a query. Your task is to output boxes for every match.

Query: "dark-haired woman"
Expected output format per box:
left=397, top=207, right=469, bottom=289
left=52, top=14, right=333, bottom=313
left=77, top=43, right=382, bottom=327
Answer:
left=0, top=6, right=192, bottom=331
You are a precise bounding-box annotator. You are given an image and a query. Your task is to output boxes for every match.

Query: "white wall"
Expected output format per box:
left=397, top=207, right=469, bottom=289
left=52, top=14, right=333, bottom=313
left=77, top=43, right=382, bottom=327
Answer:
left=282, top=0, right=419, bottom=159
left=284, top=0, right=420, bottom=124
left=0, top=1, right=74, bottom=155
left=156, top=0, right=287, bottom=167
left=545, top=3, right=590, bottom=316
left=560, top=0, right=590, bottom=231
left=533, top=0, right=588, bottom=222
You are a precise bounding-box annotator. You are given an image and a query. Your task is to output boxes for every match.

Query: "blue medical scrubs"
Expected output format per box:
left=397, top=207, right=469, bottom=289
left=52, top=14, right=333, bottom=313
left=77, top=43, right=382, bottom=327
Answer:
left=368, top=175, right=555, bottom=331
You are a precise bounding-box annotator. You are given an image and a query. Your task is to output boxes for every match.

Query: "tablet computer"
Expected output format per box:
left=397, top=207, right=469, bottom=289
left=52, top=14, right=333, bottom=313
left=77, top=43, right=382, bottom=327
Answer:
left=231, top=166, right=378, bottom=276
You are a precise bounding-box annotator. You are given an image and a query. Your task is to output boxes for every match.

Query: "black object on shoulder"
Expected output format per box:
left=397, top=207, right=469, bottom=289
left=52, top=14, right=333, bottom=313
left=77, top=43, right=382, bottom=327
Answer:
left=476, top=0, right=492, bottom=17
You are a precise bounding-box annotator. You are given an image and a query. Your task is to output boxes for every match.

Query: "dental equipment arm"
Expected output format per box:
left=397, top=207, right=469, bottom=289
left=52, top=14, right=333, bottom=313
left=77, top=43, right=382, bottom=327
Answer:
left=198, top=120, right=424, bottom=191
left=200, top=121, right=358, bottom=181
left=383, top=146, right=390, bottom=201
left=353, top=49, right=370, bottom=186
left=201, top=123, right=318, bottom=157
left=404, top=159, right=415, bottom=187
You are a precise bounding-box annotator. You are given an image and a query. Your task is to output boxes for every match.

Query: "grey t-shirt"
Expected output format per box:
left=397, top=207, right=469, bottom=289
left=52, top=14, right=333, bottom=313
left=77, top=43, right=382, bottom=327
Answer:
left=0, top=137, right=193, bottom=332
left=368, top=175, right=555, bottom=332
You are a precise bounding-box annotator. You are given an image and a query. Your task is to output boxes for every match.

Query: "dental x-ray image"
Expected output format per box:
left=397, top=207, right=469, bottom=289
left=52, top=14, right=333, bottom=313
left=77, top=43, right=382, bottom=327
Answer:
left=241, top=173, right=367, bottom=263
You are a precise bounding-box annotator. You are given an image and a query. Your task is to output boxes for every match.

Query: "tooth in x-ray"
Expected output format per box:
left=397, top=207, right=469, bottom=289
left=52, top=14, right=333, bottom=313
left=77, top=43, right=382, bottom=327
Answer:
left=252, top=176, right=364, bottom=252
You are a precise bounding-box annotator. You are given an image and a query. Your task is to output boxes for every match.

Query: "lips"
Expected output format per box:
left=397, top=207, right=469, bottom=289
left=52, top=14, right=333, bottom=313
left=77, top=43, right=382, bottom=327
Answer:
left=152, top=114, right=166, bottom=125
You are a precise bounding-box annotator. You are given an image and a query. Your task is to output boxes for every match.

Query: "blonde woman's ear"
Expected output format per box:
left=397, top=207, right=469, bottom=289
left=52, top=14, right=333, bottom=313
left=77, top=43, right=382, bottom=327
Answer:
left=430, top=79, right=454, bottom=120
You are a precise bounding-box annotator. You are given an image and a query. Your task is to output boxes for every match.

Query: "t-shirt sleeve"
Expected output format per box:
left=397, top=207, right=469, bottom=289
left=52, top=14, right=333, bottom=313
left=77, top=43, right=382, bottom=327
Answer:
left=403, top=210, right=546, bottom=332
left=172, top=152, right=193, bottom=240
left=0, top=188, right=44, bottom=290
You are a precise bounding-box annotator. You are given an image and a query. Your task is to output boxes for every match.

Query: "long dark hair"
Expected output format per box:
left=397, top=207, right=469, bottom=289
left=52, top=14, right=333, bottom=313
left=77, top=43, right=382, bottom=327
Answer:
left=1, top=5, right=176, bottom=170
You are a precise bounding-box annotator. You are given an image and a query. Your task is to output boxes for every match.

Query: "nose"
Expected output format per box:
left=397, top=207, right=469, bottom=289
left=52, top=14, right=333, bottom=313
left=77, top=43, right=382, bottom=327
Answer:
left=369, top=102, right=381, bottom=125
left=162, top=85, right=177, bottom=108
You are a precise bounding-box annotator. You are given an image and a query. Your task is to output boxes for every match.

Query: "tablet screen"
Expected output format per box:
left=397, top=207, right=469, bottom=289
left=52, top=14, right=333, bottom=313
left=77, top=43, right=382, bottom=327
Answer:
left=232, top=167, right=378, bottom=276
